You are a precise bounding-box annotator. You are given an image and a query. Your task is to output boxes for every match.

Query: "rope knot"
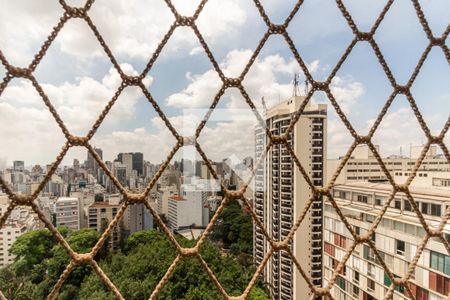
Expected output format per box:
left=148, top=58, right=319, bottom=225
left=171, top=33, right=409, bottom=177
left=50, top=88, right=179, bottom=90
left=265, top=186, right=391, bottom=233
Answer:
left=12, top=194, right=30, bottom=205
left=177, top=16, right=193, bottom=27
left=430, top=37, right=443, bottom=46
left=357, top=31, right=373, bottom=41
left=269, top=24, right=286, bottom=34
left=312, top=81, right=328, bottom=91
left=271, top=134, right=286, bottom=144
left=75, top=253, right=91, bottom=264
left=224, top=77, right=240, bottom=88
left=65, top=7, right=86, bottom=18
left=126, top=193, right=144, bottom=204
left=123, top=75, right=141, bottom=86
left=182, top=136, right=196, bottom=146
left=7, top=66, right=31, bottom=78
left=395, top=84, right=408, bottom=94
left=68, top=136, right=87, bottom=146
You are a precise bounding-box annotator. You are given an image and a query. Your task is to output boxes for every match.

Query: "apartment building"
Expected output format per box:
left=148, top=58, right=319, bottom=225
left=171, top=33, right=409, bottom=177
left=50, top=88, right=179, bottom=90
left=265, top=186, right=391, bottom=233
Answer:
left=254, top=96, right=327, bottom=299
left=167, top=184, right=208, bottom=230
left=324, top=182, right=450, bottom=300
left=55, top=197, right=80, bottom=231
left=0, top=196, right=38, bottom=267
left=87, top=196, right=125, bottom=249
left=327, top=145, right=449, bottom=184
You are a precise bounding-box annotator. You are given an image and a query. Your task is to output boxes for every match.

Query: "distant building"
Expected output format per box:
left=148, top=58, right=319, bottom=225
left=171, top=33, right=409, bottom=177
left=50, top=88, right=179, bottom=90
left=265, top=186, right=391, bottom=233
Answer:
left=86, top=148, right=103, bottom=177
left=157, top=185, right=178, bottom=216
left=0, top=197, right=36, bottom=267
left=13, top=161, right=24, bottom=172
left=167, top=185, right=208, bottom=229
left=55, top=197, right=80, bottom=230
left=327, top=145, right=449, bottom=184
left=132, top=152, right=144, bottom=176
left=127, top=203, right=153, bottom=233
left=88, top=199, right=124, bottom=249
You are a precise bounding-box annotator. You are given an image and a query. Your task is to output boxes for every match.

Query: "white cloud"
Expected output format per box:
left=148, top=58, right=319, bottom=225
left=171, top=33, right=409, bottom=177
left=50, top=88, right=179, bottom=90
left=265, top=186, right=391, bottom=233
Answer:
left=0, top=0, right=249, bottom=65
left=0, top=64, right=151, bottom=166
left=166, top=48, right=320, bottom=109
left=371, top=107, right=427, bottom=157
left=330, top=76, right=364, bottom=114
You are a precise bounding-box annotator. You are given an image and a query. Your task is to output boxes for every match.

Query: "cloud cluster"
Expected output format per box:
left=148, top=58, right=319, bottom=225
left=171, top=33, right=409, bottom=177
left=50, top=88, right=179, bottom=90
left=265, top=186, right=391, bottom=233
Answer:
left=0, top=64, right=150, bottom=165
left=0, top=0, right=248, bottom=65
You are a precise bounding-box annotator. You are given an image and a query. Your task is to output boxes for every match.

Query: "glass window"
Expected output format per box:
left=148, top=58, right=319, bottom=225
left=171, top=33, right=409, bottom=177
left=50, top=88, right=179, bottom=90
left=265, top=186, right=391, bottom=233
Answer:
left=421, top=202, right=429, bottom=215
left=336, top=276, right=346, bottom=291
left=367, top=278, right=375, bottom=292
left=404, top=200, right=412, bottom=212
left=394, top=221, right=404, bottom=232
left=405, top=224, right=416, bottom=235
left=352, top=285, right=359, bottom=298
left=396, top=240, right=405, bottom=256
left=430, top=251, right=450, bottom=276
left=375, top=197, right=383, bottom=206
left=430, top=204, right=441, bottom=217
left=354, top=270, right=359, bottom=284
left=394, top=200, right=401, bottom=210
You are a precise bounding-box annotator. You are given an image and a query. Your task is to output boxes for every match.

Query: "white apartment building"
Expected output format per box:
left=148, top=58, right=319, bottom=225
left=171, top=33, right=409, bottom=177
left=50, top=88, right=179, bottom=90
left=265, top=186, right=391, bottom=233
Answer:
left=157, top=185, right=178, bottom=217
left=324, top=182, right=450, bottom=300
left=167, top=184, right=208, bottom=229
left=327, top=145, right=449, bottom=184
left=0, top=196, right=37, bottom=267
left=254, top=96, right=327, bottom=299
left=55, top=197, right=81, bottom=230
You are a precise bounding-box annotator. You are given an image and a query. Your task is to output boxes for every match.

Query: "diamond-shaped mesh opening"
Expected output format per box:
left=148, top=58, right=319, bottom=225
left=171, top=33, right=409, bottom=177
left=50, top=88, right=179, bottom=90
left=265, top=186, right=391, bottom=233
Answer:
left=0, top=0, right=448, bottom=299
left=287, top=0, right=354, bottom=81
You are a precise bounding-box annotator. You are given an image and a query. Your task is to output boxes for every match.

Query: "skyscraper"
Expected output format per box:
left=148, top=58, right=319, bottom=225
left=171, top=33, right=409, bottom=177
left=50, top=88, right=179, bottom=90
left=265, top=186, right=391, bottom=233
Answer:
left=254, top=96, right=327, bottom=299
left=132, top=152, right=144, bottom=176
left=13, top=161, right=24, bottom=172
left=86, top=148, right=103, bottom=176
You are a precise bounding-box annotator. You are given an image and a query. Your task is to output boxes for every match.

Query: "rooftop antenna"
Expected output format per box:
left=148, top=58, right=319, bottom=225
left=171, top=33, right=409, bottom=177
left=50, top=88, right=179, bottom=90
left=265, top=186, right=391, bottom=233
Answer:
left=261, top=96, right=267, bottom=114
left=304, top=79, right=309, bottom=96
left=292, top=73, right=300, bottom=97
left=400, top=146, right=403, bottom=157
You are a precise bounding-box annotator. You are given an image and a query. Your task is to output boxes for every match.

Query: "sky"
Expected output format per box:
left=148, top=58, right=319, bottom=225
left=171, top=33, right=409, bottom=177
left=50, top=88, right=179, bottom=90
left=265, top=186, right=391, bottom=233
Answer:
left=0, top=0, right=449, bottom=169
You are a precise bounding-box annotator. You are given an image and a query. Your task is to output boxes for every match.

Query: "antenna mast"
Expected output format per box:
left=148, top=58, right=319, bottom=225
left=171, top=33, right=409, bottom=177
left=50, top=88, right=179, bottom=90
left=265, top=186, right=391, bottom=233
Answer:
left=292, top=73, right=299, bottom=97
left=261, top=96, right=267, bottom=114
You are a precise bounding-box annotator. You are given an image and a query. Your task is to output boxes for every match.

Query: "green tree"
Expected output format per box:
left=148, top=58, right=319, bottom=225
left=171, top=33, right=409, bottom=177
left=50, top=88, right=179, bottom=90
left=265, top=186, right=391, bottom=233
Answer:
left=211, top=199, right=253, bottom=259
left=9, top=229, right=55, bottom=276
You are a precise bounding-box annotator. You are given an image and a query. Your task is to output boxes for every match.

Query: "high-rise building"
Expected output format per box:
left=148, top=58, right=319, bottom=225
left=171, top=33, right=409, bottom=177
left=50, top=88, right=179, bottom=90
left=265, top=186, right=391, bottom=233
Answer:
left=118, top=153, right=133, bottom=178
left=324, top=182, right=450, bottom=300
left=86, top=148, right=103, bottom=176
left=132, top=152, right=144, bottom=176
left=254, top=96, right=327, bottom=299
left=55, top=197, right=80, bottom=231
left=13, top=161, right=24, bottom=172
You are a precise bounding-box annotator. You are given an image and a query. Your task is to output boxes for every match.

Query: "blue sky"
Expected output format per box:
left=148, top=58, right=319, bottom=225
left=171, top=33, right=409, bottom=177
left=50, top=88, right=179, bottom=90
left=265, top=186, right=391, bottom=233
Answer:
left=0, top=0, right=448, bottom=167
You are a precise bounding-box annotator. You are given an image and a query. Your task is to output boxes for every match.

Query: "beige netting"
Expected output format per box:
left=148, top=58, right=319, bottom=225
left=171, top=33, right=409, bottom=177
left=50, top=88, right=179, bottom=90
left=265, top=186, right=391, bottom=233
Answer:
left=0, top=0, right=449, bottom=299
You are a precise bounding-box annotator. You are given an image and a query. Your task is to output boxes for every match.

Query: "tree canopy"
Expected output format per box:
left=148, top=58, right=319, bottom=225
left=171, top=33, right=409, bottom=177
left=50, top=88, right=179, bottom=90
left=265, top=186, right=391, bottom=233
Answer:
left=0, top=228, right=269, bottom=300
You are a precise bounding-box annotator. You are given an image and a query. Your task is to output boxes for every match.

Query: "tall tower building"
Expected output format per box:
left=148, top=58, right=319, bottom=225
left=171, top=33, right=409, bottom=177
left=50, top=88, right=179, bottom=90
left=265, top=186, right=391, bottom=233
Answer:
left=13, top=161, right=25, bottom=172
left=132, top=152, right=144, bottom=176
left=254, top=96, right=327, bottom=300
left=118, top=153, right=133, bottom=178
left=86, top=148, right=103, bottom=176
